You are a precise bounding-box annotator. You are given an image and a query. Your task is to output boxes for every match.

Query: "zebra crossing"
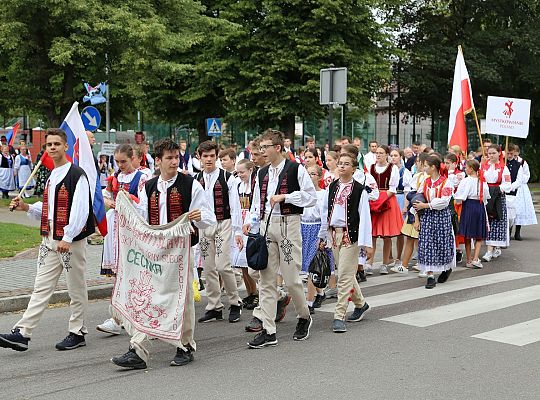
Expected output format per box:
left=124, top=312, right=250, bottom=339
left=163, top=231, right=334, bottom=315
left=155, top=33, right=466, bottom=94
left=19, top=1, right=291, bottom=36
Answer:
left=317, top=270, right=540, bottom=347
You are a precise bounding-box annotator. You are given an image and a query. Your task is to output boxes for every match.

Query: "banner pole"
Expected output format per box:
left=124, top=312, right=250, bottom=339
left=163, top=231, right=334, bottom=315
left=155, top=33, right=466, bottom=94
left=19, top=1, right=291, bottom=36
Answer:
left=472, top=107, right=485, bottom=160
left=9, top=159, right=42, bottom=211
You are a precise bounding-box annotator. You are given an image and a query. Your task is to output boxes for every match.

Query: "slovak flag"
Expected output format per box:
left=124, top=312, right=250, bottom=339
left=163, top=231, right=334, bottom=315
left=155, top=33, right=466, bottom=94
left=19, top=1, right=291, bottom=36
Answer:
left=448, top=46, right=474, bottom=153
left=60, top=102, right=107, bottom=236
left=5, top=122, right=20, bottom=147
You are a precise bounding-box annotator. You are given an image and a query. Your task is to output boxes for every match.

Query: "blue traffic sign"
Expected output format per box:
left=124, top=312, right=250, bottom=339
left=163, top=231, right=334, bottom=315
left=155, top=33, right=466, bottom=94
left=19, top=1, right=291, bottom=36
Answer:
left=81, top=106, right=101, bottom=132
left=206, top=118, right=222, bottom=137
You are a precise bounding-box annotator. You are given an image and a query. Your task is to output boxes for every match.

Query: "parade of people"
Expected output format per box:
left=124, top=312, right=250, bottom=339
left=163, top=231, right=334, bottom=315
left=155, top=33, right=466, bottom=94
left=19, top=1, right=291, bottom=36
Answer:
left=1, top=3, right=540, bottom=397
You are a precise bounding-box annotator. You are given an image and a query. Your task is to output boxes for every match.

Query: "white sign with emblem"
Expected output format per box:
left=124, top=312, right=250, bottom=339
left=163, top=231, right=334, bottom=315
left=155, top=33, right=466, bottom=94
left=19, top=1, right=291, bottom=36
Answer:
left=485, top=96, right=531, bottom=138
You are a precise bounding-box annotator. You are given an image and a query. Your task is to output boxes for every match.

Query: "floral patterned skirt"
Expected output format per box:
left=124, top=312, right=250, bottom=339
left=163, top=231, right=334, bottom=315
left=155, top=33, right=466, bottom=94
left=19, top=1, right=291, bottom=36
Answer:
left=418, top=208, right=455, bottom=272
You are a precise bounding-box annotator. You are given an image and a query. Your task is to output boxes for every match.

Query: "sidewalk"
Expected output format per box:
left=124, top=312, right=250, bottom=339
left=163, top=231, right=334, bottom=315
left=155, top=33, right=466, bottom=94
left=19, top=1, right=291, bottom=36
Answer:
left=0, top=242, right=114, bottom=313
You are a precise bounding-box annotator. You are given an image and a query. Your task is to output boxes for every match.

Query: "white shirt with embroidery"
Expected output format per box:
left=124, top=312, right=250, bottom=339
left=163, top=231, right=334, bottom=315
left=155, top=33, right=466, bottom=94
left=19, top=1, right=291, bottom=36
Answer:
left=27, top=162, right=90, bottom=243
left=454, top=176, right=490, bottom=205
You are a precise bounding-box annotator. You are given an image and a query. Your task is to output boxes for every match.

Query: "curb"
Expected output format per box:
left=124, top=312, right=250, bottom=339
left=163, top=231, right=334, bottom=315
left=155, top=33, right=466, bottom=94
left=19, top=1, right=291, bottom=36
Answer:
left=0, top=284, right=114, bottom=314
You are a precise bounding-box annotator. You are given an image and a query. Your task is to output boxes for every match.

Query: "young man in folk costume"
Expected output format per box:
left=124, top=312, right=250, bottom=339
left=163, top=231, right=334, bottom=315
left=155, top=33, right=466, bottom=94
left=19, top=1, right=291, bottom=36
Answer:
left=111, top=139, right=215, bottom=369
left=512, top=145, right=537, bottom=240
left=319, top=152, right=372, bottom=333
left=196, top=140, right=245, bottom=324
left=97, top=144, right=149, bottom=335
left=1, top=129, right=94, bottom=352
left=243, top=129, right=317, bottom=348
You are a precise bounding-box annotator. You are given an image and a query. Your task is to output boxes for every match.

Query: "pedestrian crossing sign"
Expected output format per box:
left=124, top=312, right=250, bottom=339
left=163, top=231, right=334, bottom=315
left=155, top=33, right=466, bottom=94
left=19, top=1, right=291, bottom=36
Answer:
left=206, top=118, right=222, bottom=137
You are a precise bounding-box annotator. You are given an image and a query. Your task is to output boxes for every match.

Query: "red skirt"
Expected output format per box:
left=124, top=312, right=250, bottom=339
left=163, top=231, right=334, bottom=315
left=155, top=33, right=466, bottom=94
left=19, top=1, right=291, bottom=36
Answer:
left=371, top=195, right=404, bottom=237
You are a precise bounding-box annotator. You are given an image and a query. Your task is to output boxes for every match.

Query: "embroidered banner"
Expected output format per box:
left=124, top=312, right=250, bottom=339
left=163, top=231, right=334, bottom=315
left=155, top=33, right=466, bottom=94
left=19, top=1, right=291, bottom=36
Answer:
left=111, top=191, right=192, bottom=344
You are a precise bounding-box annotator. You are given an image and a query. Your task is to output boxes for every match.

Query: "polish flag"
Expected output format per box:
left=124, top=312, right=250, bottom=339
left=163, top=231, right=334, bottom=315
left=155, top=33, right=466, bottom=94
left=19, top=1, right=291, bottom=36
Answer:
left=448, top=46, right=474, bottom=153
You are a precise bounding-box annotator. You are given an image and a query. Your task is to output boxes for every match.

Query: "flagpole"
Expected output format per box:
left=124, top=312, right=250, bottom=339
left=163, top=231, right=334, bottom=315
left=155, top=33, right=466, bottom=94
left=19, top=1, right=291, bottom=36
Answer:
left=9, top=159, right=42, bottom=211
left=459, top=45, right=485, bottom=159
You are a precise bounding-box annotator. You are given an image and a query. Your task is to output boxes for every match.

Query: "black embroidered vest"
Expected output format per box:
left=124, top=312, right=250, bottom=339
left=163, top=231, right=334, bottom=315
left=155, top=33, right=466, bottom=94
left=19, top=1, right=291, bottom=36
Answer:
left=145, top=173, right=198, bottom=245
left=327, top=179, right=364, bottom=244
left=506, top=158, right=521, bottom=196
left=40, top=164, right=95, bottom=241
left=258, top=159, right=302, bottom=219
left=196, top=169, right=231, bottom=221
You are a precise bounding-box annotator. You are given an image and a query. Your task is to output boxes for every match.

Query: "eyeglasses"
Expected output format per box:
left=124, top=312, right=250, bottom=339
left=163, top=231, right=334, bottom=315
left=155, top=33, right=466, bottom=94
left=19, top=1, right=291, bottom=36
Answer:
left=259, top=144, right=276, bottom=151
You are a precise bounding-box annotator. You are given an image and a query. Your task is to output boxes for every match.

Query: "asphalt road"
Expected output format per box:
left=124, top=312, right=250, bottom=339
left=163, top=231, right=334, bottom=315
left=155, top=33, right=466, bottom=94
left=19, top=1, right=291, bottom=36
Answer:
left=1, top=225, right=540, bottom=400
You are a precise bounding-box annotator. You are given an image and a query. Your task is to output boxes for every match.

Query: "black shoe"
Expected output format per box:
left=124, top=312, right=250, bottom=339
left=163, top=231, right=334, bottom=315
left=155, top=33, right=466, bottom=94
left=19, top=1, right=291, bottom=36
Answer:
left=245, top=295, right=259, bottom=310
left=308, top=305, right=315, bottom=315
left=248, top=330, right=278, bottom=349
left=242, top=294, right=254, bottom=308
left=514, top=226, right=522, bottom=241
left=111, top=348, right=147, bottom=369
left=275, top=294, right=291, bottom=322
left=245, top=317, right=263, bottom=332
left=0, top=328, right=29, bottom=352
left=228, top=304, right=242, bottom=323
left=456, top=251, right=463, bottom=264
left=356, top=270, right=367, bottom=282
left=170, top=347, right=194, bottom=366
left=293, top=316, right=312, bottom=341
left=313, top=293, right=326, bottom=308
left=437, top=268, right=452, bottom=283
left=347, top=302, right=370, bottom=322
left=425, top=276, right=437, bottom=289
left=198, top=309, right=223, bottom=323
left=55, top=332, right=86, bottom=351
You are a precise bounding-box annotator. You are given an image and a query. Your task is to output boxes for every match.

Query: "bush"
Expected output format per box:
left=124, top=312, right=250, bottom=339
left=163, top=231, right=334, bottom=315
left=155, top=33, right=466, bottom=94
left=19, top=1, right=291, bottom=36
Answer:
left=522, top=144, right=540, bottom=183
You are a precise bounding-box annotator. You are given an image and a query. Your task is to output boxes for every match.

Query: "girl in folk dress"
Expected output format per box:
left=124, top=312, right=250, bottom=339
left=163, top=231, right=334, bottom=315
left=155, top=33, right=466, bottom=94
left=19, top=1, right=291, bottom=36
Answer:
left=454, top=159, right=490, bottom=269
left=444, top=152, right=466, bottom=264
left=513, top=146, right=537, bottom=239
left=14, top=144, right=35, bottom=197
left=325, top=151, right=339, bottom=181
left=304, top=148, right=332, bottom=189
left=392, top=153, right=428, bottom=274
left=0, top=145, right=15, bottom=198
left=234, top=159, right=259, bottom=310
left=367, top=145, right=403, bottom=274
left=481, top=145, right=512, bottom=262
left=97, top=144, right=148, bottom=335
left=132, top=144, right=153, bottom=179
left=390, top=148, right=412, bottom=268
left=302, top=165, right=334, bottom=313
left=413, top=155, right=455, bottom=289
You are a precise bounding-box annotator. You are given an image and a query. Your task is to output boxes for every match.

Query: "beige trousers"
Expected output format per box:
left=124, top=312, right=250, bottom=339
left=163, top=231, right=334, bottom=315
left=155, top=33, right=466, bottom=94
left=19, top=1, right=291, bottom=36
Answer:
left=332, top=229, right=365, bottom=320
left=254, top=214, right=309, bottom=335
left=130, top=268, right=196, bottom=362
left=15, top=236, right=88, bottom=338
left=199, top=219, right=241, bottom=310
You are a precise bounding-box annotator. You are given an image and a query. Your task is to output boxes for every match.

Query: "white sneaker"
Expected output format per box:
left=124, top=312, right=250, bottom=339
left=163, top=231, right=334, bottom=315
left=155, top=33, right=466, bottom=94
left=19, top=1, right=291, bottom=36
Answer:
left=387, top=260, right=396, bottom=268
left=411, top=264, right=421, bottom=272
left=471, top=259, right=484, bottom=269
left=418, top=271, right=428, bottom=278
left=390, top=265, right=408, bottom=274
left=379, top=265, right=389, bottom=275
left=482, top=252, right=493, bottom=262
left=364, top=264, right=374, bottom=275
left=492, top=248, right=502, bottom=258
left=96, top=318, right=122, bottom=335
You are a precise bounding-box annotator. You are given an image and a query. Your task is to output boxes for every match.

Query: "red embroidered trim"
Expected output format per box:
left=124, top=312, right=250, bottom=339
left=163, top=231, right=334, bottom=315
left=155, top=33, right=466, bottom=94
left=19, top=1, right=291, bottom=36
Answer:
left=214, top=178, right=225, bottom=220
left=260, top=173, right=269, bottom=219
left=279, top=175, right=292, bottom=214
left=149, top=192, right=160, bottom=225
left=40, top=182, right=49, bottom=236
left=169, top=187, right=182, bottom=221
left=55, top=184, right=69, bottom=237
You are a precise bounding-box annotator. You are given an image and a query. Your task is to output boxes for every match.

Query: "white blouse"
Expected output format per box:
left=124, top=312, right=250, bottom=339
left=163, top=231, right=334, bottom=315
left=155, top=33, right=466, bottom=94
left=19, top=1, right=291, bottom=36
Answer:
left=302, top=190, right=325, bottom=223
left=373, top=164, right=400, bottom=193
left=454, top=176, right=490, bottom=205
left=482, top=163, right=512, bottom=193
left=416, top=175, right=454, bottom=211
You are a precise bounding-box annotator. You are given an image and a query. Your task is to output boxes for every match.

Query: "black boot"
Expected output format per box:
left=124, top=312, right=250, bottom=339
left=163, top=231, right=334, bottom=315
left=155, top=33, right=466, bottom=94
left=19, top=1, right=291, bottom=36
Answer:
left=514, top=225, right=522, bottom=241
